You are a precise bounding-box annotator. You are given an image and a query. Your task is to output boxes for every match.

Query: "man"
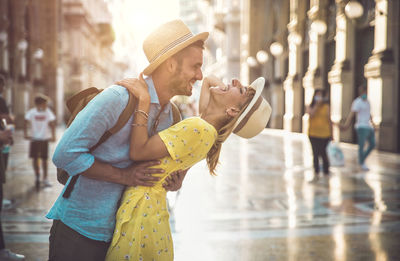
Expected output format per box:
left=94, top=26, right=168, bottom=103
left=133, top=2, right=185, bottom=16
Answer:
left=24, top=94, right=56, bottom=188
left=47, top=20, right=208, bottom=260
left=0, top=119, right=25, bottom=260
left=0, top=76, right=13, bottom=171
left=341, top=86, right=376, bottom=171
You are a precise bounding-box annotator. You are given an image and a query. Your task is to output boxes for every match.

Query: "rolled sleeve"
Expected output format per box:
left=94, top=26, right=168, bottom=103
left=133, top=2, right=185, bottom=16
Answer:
left=52, top=85, right=129, bottom=176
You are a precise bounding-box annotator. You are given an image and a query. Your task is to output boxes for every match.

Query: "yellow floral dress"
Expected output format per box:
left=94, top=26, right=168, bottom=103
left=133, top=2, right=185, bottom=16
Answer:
left=106, top=117, right=217, bottom=261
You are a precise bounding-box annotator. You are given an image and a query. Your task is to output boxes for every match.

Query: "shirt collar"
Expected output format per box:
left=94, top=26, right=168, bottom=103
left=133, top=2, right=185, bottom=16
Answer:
left=145, top=76, right=160, bottom=104
left=145, top=76, right=172, bottom=113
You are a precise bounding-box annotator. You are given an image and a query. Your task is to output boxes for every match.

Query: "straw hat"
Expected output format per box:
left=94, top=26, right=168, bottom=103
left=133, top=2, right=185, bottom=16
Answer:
left=233, top=77, right=272, bottom=139
left=142, top=20, right=209, bottom=75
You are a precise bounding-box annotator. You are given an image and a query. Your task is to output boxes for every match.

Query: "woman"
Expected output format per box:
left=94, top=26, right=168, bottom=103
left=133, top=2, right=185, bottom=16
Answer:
left=105, top=74, right=271, bottom=260
left=306, top=89, right=332, bottom=177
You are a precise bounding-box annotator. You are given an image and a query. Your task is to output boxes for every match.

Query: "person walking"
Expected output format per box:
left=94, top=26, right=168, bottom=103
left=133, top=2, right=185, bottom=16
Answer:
left=341, top=86, right=375, bottom=171
left=306, top=89, right=332, bottom=179
left=0, top=76, right=14, bottom=171
left=0, top=120, right=25, bottom=260
left=24, top=94, right=56, bottom=188
left=47, top=20, right=208, bottom=261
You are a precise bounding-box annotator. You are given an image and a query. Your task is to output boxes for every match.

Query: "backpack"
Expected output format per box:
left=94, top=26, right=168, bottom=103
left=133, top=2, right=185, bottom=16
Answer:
left=57, top=86, right=182, bottom=198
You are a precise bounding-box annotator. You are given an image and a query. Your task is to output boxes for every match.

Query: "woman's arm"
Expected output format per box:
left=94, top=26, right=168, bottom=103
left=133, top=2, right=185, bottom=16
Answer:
left=116, top=74, right=169, bottom=161
left=198, top=75, right=227, bottom=115
left=306, top=102, right=321, bottom=118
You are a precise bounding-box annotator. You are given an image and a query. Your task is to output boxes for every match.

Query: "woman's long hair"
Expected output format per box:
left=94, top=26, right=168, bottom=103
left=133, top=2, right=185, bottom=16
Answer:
left=206, top=89, right=256, bottom=176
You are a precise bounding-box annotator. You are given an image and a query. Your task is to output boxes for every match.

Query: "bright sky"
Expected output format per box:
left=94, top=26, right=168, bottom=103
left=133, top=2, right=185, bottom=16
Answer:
left=106, top=0, right=180, bottom=76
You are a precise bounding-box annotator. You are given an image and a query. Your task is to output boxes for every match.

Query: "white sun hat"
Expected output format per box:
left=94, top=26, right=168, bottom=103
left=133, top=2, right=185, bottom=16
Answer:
left=233, top=77, right=272, bottom=139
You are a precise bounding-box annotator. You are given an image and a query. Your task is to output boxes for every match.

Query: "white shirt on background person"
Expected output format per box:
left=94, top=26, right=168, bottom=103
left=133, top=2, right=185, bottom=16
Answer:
left=25, top=107, right=56, bottom=140
left=351, top=96, right=372, bottom=129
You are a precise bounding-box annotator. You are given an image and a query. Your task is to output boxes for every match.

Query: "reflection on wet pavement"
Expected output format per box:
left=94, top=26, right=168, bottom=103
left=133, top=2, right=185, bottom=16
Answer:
left=3, top=129, right=400, bottom=260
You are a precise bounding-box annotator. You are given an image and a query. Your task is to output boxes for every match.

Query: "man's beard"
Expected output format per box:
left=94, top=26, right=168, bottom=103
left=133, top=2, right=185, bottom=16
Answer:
left=169, top=72, right=189, bottom=96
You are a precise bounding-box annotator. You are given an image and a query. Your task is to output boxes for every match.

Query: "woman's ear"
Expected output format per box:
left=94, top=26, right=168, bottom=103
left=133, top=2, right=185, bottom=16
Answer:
left=226, top=107, right=240, bottom=118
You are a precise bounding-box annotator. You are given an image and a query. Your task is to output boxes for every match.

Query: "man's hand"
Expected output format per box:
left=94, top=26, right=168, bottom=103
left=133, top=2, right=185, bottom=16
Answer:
left=121, top=160, right=164, bottom=187
left=163, top=169, right=188, bottom=191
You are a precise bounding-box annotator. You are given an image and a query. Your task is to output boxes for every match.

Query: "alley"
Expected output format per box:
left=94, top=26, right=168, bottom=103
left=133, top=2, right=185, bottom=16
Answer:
left=2, top=128, right=400, bottom=261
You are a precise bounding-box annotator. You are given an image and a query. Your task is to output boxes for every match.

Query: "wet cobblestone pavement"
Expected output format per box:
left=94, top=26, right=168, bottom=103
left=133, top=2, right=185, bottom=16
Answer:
left=2, top=128, right=400, bottom=261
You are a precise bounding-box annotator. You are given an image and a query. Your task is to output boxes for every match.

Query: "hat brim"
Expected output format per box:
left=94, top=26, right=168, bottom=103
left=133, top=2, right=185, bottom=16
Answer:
left=233, top=77, right=265, bottom=130
left=143, top=32, right=209, bottom=76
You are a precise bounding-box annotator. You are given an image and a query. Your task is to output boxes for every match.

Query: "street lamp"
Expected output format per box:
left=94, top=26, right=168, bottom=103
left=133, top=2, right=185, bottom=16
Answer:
left=345, top=0, right=364, bottom=19
left=311, top=20, right=327, bottom=35
left=256, top=50, right=269, bottom=64
left=270, top=42, right=283, bottom=57
left=246, top=56, right=258, bottom=68
left=33, top=48, right=44, bottom=60
left=17, top=39, right=28, bottom=51
left=288, top=32, right=302, bottom=45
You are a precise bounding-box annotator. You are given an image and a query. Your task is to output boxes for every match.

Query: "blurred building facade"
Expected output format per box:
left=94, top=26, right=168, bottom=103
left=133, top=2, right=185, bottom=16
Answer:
left=0, top=0, right=126, bottom=127
left=202, top=0, right=399, bottom=153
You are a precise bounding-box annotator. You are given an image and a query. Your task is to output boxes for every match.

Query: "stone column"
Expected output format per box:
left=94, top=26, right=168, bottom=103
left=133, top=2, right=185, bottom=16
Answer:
left=284, top=0, right=306, bottom=132
left=302, top=0, right=328, bottom=134
left=224, top=2, right=241, bottom=80
left=269, top=0, right=289, bottom=130
left=327, top=0, right=356, bottom=142
left=364, top=0, right=399, bottom=151
left=10, top=0, right=30, bottom=128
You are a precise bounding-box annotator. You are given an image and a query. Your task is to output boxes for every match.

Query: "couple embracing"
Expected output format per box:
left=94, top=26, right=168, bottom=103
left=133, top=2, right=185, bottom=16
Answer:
left=47, top=20, right=271, bottom=261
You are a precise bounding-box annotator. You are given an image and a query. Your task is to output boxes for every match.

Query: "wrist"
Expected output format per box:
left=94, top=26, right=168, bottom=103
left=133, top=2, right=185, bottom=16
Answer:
left=139, top=94, right=150, bottom=103
left=115, top=167, right=129, bottom=186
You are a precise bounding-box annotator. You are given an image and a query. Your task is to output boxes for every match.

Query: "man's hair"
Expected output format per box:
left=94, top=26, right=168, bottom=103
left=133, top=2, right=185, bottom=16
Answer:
left=35, top=96, right=48, bottom=105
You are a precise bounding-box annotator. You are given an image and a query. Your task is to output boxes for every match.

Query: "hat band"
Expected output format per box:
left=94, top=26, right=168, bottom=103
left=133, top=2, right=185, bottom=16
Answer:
left=233, top=96, right=263, bottom=134
left=149, top=32, right=193, bottom=63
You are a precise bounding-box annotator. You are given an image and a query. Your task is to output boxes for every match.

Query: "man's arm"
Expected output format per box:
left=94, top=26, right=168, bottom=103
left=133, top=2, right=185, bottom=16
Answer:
left=340, top=111, right=355, bottom=130
left=81, top=159, right=162, bottom=187
left=52, top=86, right=161, bottom=185
left=23, top=120, right=30, bottom=139
left=49, top=120, right=56, bottom=142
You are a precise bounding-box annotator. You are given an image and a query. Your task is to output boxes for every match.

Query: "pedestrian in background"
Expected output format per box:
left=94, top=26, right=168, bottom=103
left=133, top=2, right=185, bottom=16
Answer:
left=306, top=89, right=332, bottom=179
left=340, top=86, right=375, bottom=171
left=0, top=122, right=25, bottom=260
left=23, top=94, right=56, bottom=188
left=0, top=76, right=14, bottom=171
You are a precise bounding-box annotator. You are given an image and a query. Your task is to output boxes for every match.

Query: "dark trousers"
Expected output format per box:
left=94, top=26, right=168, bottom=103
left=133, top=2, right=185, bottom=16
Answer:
left=309, top=136, right=330, bottom=174
left=0, top=183, right=5, bottom=250
left=49, top=220, right=110, bottom=261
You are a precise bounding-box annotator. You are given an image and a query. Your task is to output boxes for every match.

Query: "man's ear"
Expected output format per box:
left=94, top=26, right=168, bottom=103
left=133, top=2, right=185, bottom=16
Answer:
left=165, top=57, right=178, bottom=73
left=226, top=107, right=240, bottom=118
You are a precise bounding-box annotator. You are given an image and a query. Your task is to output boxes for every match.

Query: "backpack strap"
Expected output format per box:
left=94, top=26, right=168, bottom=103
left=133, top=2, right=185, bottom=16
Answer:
left=170, top=101, right=182, bottom=124
left=62, top=92, right=137, bottom=198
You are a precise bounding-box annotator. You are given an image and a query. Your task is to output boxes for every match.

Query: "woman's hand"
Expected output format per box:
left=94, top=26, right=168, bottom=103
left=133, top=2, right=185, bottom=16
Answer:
left=116, top=73, right=150, bottom=101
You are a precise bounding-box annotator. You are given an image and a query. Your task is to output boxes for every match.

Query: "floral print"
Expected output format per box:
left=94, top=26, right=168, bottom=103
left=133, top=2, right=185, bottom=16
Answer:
left=105, top=117, right=217, bottom=261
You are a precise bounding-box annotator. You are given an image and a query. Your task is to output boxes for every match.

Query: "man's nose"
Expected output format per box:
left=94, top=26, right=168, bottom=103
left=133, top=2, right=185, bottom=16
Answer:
left=196, top=69, right=203, bottom=80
